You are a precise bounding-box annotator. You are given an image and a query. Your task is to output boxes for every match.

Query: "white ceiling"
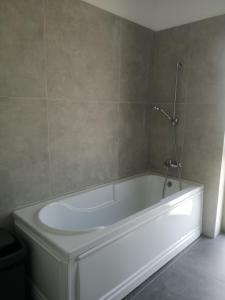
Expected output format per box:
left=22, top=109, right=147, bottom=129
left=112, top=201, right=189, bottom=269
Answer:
left=82, top=0, right=225, bottom=31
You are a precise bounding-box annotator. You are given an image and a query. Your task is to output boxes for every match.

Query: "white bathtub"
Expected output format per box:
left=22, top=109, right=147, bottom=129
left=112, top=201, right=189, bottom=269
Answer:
left=14, top=174, right=203, bottom=300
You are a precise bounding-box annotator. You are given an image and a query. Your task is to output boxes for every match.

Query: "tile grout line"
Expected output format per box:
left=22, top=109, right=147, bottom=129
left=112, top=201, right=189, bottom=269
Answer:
left=0, top=95, right=218, bottom=106
left=147, top=31, right=155, bottom=170
left=43, top=0, right=54, bottom=198
left=180, top=24, right=192, bottom=167
left=118, top=17, right=122, bottom=104
left=0, top=96, right=153, bottom=104
left=43, top=0, right=48, bottom=100
left=148, top=108, right=153, bottom=170
left=115, top=102, right=120, bottom=180
left=115, top=18, right=122, bottom=179
left=0, top=96, right=47, bottom=100
left=143, top=103, right=149, bottom=170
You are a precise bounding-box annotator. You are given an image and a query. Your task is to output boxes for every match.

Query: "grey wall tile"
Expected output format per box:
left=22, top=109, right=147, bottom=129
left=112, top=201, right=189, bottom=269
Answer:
left=78, top=2, right=120, bottom=102
left=48, top=100, right=118, bottom=196
left=47, top=0, right=80, bottom=30
left=153, top=24, right=191, bottom=103
left=0, top=0, right=154, bottom=223
left=0, top=99, right=51, bottom=212
left=149, top=103, right=185, bottom=172
left=187, top=15, right=225, bottom=104
left=118, top=103, right=149, bottom=177
left=120, top=19, right=154, bottom=102
left=46, top=0, right=81, bottom=100
left=47, top=0, right=120, bottom=102
left=182, top=104, right=225, bottom=236
left=182, top=104, right=225, bottom=182
left=0, top=0, right=46, bottom=97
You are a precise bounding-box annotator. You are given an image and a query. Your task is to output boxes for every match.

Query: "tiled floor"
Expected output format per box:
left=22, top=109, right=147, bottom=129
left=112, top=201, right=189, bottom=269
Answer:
left=124, top=235, right=225, bottom=300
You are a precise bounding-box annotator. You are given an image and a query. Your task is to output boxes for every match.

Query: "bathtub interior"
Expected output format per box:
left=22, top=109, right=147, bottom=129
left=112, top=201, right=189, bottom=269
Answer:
left=116, top=175, right=189, bottom=206
left=38, top=175, right=190, bottom=232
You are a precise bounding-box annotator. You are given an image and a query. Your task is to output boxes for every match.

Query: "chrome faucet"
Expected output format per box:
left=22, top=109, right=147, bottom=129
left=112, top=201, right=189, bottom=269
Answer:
left=152, top=106, right=179, bottom=127
left=164, top=159, right=182, bottom=169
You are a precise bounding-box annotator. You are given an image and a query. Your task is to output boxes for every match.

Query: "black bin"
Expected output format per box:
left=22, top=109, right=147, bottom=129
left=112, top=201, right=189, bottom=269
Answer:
left=0, top=229, right=27, bottom=300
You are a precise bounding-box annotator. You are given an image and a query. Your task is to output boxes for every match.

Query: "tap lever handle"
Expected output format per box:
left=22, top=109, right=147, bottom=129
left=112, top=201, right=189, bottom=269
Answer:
left=164, top=159, right=182, bottom=169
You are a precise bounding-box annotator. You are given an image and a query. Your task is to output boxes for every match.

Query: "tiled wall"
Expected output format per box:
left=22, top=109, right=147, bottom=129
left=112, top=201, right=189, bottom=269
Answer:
left=1, top=0, right=225, bottom=237
left=151, top=15, right=225, bottom=237
left=0, top=0, right=153, bottom=226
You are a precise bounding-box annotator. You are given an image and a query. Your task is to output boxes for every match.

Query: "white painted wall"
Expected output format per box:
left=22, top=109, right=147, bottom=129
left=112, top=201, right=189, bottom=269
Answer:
left=82, top=0, right=156, bottom=29
left=154, top=0, right=225, bottom=30
left=82, top=0, right=225, bottom=30
left=214, top=134, right=225, bottom=237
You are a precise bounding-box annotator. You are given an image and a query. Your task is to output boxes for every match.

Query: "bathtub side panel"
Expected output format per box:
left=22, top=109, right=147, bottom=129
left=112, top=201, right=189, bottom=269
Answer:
left=77, top=191, right=203, bottom=300
left=15, top=226, right=71, bottom=300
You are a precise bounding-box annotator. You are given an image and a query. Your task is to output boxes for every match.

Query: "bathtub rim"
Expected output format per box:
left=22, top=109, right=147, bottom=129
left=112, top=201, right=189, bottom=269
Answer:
left=22, top=171, right=203, bottom=210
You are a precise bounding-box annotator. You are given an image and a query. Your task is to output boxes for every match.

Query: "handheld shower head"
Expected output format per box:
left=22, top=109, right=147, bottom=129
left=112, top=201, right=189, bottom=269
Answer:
left=152, top=106, right=172, bottom=121
left=152, top=105, right=179, bottom=126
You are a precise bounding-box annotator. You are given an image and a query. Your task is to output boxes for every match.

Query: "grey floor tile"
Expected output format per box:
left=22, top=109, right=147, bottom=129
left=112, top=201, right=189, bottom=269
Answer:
left=124, top=236, right=225, bottom=300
